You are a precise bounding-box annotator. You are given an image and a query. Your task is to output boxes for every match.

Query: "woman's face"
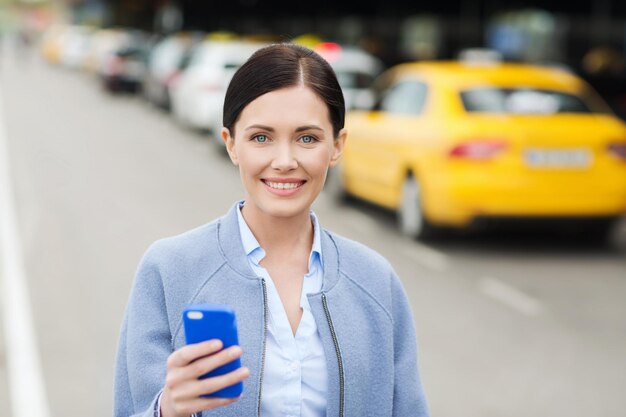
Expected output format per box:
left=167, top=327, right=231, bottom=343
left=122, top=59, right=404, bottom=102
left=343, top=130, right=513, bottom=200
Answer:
left=223, top=85, right=346, bottom=220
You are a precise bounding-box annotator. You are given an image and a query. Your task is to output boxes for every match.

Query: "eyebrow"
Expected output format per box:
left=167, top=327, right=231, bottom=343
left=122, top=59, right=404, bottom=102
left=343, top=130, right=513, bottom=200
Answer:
left=244, top=124, right=324, bottom=132
left=245, top=124, right=274, bottom=132
left=296, top=125, right=324, bottom=132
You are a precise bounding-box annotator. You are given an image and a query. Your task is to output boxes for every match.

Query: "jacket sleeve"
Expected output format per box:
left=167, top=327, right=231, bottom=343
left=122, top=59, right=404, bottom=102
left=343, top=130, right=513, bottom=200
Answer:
left=390, top=271, right=430, bottom=417
left=114, top=243, right=173, bottom=417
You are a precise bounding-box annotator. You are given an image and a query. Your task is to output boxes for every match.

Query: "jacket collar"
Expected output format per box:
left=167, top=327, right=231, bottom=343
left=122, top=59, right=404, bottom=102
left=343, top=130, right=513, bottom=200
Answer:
left=217, top=202, right=340, bottom=291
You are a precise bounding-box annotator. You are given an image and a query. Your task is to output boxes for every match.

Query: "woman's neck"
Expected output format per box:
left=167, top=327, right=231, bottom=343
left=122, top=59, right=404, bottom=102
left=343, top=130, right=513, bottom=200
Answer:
left=241, top=203, right=313, bottom=255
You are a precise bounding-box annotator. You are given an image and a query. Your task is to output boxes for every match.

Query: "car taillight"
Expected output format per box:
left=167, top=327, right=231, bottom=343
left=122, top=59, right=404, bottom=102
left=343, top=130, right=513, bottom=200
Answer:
left=165, top=70, right=181, bottom=87
left=315, top=42, right=342, bottom=63
left=608, top=142, right=626, bottom=160
left=105, top=56, right=123, bottom=75
left=449, top=140, right=508, bottom=159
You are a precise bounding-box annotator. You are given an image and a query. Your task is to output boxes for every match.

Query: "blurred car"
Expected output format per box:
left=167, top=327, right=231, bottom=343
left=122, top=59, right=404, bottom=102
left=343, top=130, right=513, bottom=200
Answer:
left=330, top=61, right=626, bottom=240
left=100, top=44, right=148, bottom=93
left=58, top=25, right=94, bottom=69
left=96, top=30, right=148, bottom=93
left=169, top=39, right=267, bottom=137
left=314, top=42, right=384, bottom=110
left=40, top=24, right=69, bottom=64
left=142, top=32, right=203, bottom=110
left=82, top=28, right=130, bottom=73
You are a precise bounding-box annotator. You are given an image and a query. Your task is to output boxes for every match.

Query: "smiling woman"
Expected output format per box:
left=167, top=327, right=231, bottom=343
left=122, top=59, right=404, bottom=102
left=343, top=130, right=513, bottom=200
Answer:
left=223, top=85, right=343, bottom=221
left=114, top=43, right=429, bottom=417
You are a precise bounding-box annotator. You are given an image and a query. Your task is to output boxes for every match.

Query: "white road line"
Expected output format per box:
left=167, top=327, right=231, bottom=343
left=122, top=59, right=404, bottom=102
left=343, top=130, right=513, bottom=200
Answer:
left=478, top=277, right=544, bottom=317
left=400, top=243, right=450, bottom=272
left=0, top=92, right=51, bottom=417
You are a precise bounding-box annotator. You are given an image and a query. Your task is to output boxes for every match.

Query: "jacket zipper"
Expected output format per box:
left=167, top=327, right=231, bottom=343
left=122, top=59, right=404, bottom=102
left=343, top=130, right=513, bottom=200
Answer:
left=257, top=278, right=269, bottom=417
left=322, top=292, right=345, bottom=417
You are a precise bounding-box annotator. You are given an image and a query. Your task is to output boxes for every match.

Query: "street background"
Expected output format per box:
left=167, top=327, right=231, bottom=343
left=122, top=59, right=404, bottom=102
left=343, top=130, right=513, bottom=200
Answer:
left=1, top=45, right=625, bottom=417
left=1, top=2, right=626, bottom=417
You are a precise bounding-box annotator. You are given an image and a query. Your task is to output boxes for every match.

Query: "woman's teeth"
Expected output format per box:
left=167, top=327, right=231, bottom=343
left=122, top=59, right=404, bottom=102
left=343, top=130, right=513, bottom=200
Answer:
left=265, top=181, right=303, bottom=190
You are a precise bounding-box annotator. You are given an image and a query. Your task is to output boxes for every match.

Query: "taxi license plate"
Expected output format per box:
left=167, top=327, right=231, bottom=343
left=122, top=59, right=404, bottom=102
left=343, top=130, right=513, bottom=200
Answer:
left=524, top=149, right=592, bottom=168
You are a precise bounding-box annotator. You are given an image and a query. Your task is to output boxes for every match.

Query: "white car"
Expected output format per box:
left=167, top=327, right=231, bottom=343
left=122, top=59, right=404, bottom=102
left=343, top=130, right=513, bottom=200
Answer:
left=169, top=40, right=266, bottom=140
left=83, top=28, right=141, bottom=75
left=143, top=32, right=203, bottom=109
left=313, top=42, right=384, bottom=110
left=58, top=25, right=94, bottom=69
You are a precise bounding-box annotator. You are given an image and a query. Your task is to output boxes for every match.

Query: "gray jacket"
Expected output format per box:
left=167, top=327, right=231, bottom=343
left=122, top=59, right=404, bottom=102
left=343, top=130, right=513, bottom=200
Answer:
left=114, top=203, right=429, bottom=417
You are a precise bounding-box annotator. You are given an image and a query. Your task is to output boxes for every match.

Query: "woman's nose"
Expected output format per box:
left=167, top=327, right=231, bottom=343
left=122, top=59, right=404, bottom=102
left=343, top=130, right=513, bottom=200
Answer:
left=271, top=142, right=298, bottom=171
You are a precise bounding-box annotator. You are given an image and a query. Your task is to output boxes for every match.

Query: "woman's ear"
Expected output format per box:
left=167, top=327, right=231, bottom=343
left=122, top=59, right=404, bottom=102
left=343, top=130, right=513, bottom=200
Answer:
left=222, top=127, right=238, bottom=166
left=329, top=128, right=347, bottom=167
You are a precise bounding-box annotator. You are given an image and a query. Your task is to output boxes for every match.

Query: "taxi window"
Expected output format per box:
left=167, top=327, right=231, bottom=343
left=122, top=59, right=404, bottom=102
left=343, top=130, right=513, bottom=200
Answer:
left=460, top=88, right=595, bottom=114
left=380, top=80, right=428, bottom=115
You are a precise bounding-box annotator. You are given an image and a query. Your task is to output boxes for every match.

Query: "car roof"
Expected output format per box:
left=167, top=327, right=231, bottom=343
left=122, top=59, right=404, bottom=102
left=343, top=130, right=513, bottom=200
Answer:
left=189, top=40, right=266, bottom=66
left=391, top=61, right=585, bottom=92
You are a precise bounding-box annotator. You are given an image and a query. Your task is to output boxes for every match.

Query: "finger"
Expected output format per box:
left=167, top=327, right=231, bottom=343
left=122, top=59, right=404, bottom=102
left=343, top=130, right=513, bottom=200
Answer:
left=166, top=345, right=242, bottom=388
left=194, top=366, right=250, bottom=398
left=166, top=365, right=247, bottom=404
left=168, top=339, right=223, bottom=368
left=165, top=379, right=203, bottom=404
left=186, top=345, right=243, bottom=379
left=176, top=395, right=241, bottom=415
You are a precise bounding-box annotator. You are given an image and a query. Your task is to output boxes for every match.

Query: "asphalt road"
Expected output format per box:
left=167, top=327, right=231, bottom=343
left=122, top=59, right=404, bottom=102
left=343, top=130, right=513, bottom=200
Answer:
left=1, top=50, right=625, bottom=417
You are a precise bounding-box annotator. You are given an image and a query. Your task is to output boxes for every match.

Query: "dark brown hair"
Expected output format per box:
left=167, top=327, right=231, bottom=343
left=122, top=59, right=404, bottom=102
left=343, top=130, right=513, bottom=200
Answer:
left=223, top=43, right=345, bottom=137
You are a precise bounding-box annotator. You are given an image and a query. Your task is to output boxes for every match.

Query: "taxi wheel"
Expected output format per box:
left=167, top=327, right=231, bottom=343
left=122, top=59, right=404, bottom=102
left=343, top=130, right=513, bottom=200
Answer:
left=398, top=176, right=436, bottom=240
left=325, top=165, right=348, bottom=202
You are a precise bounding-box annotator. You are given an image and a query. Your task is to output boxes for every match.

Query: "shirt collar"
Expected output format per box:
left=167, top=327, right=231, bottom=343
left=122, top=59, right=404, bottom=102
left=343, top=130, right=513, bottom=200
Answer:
left=236, top=201, right=323, bottom=268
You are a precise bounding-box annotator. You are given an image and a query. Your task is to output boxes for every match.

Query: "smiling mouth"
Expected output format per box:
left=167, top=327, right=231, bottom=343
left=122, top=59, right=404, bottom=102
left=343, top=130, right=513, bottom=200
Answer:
left=262, top=180, right=306, bottom=190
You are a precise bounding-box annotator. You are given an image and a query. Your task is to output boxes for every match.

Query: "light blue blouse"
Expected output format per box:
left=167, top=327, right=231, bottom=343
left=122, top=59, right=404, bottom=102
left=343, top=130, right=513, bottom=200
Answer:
left=236, top=203, right=328, bottom=417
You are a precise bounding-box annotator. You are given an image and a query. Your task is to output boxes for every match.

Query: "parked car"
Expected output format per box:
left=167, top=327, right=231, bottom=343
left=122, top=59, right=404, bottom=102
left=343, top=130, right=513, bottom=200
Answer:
left=314, top=42, right=384, bottom=110
left=100, top=44, right=148, bottom=93
left=142, top=32, right=203, bottom=109
left=329, top=61, right=626, bottom=240
left=99, top=30, right=148, bottom=92
left=40, top=24, right=71, bottom=65
left=83, top=28, right=137, bottom=74
left=58, top=25, right=94, bottom=69
left=169, top=39, right=267, bottom=138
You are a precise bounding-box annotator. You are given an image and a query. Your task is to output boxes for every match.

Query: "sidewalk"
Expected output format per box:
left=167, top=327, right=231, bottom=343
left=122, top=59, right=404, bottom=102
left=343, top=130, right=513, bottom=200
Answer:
left=0, top=292, right=11, bottom=417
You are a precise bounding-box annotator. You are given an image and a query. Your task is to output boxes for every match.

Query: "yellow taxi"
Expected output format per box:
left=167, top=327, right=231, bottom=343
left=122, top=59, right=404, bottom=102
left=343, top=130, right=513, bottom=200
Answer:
left=40, top=24, right=67, bottom=64
left=329, top=61, right=626, bottom=239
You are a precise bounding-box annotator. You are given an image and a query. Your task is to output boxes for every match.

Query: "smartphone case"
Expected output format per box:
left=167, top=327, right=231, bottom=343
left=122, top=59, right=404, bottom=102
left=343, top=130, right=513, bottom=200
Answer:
left=183, top=304, right=243, bottom=398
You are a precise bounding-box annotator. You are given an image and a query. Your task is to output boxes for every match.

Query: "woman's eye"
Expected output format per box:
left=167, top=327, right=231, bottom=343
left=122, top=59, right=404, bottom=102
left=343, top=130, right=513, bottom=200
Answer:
left=300, top=135, right=317, bottom=144
left=253, top=135, right=268, bottom=143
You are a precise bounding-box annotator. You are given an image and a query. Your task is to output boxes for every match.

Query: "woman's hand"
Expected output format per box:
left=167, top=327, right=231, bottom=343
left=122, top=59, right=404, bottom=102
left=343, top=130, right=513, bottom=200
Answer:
left=160, top=339, right=250, bottom=417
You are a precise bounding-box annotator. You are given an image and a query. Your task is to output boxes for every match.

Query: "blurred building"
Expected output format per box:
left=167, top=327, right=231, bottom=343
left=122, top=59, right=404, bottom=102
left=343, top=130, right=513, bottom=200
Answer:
left=27, top=1, right=623, bottom=63
left=5, top=0, right=626, bottom=116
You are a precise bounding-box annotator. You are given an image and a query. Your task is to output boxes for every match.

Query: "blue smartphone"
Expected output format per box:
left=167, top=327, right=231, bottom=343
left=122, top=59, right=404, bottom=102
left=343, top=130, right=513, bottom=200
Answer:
left=182, top=304, right=243, bottom=398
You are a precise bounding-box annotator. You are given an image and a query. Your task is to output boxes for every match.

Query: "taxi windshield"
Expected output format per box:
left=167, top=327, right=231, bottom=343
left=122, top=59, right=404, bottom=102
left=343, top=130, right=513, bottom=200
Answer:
left=460, top=88, right=602, bottom=114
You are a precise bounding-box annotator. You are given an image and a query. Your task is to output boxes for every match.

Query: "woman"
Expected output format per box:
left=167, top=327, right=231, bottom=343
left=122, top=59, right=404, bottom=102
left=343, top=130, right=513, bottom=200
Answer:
left=114, top=43, right=429, bottom=417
